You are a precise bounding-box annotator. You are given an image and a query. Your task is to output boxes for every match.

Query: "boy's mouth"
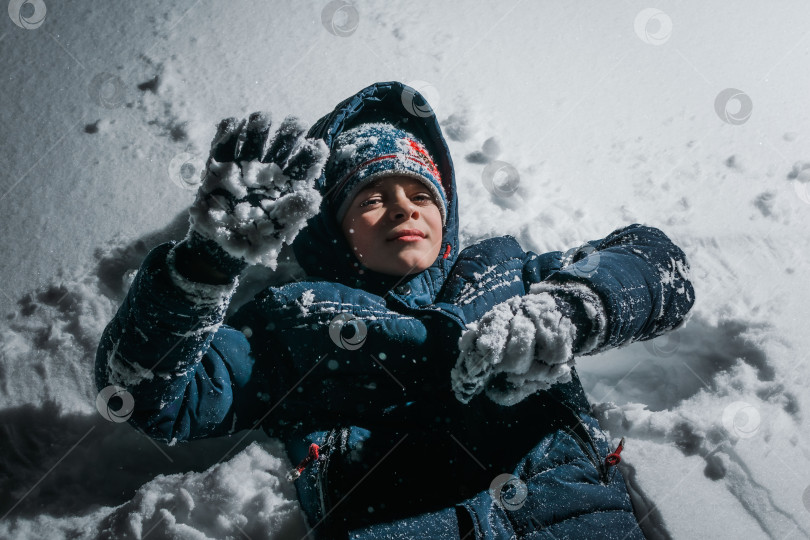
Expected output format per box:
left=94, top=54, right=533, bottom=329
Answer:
left=387, top=228, right=425, bottom=242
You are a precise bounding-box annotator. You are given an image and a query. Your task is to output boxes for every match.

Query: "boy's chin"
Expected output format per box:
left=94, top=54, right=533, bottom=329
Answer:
left=370, top=254, right=432, bottom=277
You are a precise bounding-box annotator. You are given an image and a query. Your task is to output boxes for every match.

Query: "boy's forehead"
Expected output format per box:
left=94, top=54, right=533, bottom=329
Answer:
left=359, top=178, right=385, bottom=192
left=358, top=175, right=426, bottom=193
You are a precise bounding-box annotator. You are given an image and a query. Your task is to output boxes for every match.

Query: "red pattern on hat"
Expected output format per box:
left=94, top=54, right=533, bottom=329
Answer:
left=329, top=138, right=442, bottom=204
left=404, top=138, right=441, bottom=181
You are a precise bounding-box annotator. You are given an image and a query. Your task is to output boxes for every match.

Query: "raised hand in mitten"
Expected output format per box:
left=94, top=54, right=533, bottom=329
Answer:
left=187, top=112, right=328, bottom=271
left=450, top=280, right=607, bottom=406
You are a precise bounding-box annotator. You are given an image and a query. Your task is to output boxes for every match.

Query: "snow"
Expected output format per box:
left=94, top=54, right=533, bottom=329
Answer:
left=2, top=1, right=810, bottom=539
left=452, top=279, right=607, bottom=407
left=532, top=279, right=609, bottom=356
left=451, top=290, right=580, bottom=406
left=299, top=289, right=315, bottom=308
left=188, top=145, right=326, bottom=269
left=94, top=441, right=306, bottom=539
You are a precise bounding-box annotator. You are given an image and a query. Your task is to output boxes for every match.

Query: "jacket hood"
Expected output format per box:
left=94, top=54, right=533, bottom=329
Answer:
left=292, top=81, right=459, bottom=305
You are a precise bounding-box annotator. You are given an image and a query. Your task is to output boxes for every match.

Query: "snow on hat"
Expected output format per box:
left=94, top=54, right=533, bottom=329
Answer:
left=327, top=123, right=447, bottom=226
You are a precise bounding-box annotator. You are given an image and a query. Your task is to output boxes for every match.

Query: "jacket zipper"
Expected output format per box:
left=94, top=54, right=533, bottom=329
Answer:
left=550, top=399, right=611, bottom=484
left=315, top=427, right=350, bottom=522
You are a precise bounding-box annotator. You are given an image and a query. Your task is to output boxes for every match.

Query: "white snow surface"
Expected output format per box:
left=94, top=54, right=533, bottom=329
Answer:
left=2, top=1, right=810, bottom=539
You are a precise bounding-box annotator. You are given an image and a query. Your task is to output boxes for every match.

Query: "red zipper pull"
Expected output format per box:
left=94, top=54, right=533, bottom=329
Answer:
left=605, top=437, right=625, bottom=467
left=287, top=443, right=320, bottom=481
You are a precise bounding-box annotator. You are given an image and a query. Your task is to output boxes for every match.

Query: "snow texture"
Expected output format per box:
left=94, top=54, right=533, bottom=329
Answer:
left=451, top=288, right=595, bottom=406
left=530, top=280, right=609, bottom=356
left=95, top=442, right=306, bottom=539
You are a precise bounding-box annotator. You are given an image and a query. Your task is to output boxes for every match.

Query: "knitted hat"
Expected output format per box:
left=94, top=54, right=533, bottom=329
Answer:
left=326, top=123, right=447, bottom=225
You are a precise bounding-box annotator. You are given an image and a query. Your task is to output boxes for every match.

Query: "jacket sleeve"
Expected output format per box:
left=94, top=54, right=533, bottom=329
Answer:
left=94, top=242, right=268, bottom=443
left=522, top=223, right=695, bottom=351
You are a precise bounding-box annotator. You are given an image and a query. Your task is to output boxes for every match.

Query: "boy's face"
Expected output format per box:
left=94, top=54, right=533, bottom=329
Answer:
left=340, top=175, right=443, bottom=277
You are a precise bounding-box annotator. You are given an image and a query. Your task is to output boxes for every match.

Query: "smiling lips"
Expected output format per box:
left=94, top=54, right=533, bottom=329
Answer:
left=388, top=228, right=425, bottom=242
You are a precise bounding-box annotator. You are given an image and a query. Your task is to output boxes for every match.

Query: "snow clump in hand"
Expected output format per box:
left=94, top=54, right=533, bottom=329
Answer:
left=451, top=292, right=578, bottom=406
left=188, top=114, right=328, bottom=270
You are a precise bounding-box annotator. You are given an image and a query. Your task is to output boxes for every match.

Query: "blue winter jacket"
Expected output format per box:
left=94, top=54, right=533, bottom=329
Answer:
left=95, top=82, right=695, bottom=539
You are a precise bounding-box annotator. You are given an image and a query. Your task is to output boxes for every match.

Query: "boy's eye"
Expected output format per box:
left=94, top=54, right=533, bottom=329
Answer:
left=357, top=193, right=434, bottom=208
left=359, top=198, right=381, bottom=208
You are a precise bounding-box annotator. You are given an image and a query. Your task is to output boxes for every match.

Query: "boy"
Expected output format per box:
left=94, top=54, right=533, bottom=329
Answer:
left=96, top=81, right=694, bottom=538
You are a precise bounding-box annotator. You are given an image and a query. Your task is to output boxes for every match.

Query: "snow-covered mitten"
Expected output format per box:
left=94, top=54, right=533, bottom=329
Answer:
left=451, top=280, right=607, bottom=406
left=185, top=112, right=328, bottom=272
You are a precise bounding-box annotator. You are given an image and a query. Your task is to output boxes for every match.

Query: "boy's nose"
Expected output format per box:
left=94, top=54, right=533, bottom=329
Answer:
left=388, top=196, right=418, bottom=221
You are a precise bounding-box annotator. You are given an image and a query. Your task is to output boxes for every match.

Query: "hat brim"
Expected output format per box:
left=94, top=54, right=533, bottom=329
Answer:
left=335, top=167, right=447, bottom=227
